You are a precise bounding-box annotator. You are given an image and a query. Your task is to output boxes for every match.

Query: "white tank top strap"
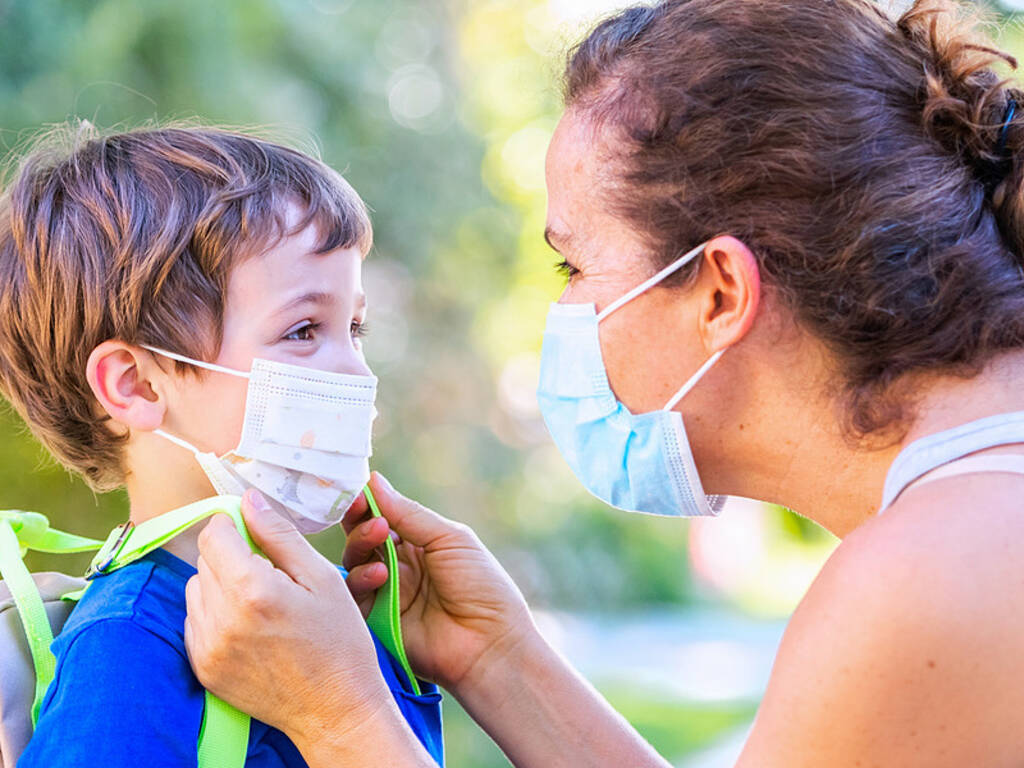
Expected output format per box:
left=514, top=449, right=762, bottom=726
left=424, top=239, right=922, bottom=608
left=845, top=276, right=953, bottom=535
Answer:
left=880, top=411, right=1024, bottom=512
left=902, top=454, right=1024, bottom=494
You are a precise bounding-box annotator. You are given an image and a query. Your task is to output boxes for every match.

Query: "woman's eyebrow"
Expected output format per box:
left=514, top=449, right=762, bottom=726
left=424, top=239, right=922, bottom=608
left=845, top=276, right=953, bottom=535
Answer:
left=544, top=226, right=573, bottom=253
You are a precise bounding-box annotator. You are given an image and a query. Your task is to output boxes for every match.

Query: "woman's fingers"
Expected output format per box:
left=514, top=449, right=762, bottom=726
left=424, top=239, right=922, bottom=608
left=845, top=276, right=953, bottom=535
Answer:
left=342, top=489, right=371, bottom=535
left=233, top=488, right=336, bottom=590
left=366, top=472, right=468, bottom=548
left=342, top=516, right=390, bottom=571
left=184, top=571, right=216, bottom=686
left=184, top=572, right=206, bottom=628
left=345, top=561, right=389, bottom=610
left=196, top=512, right=262, bottom=587
left=184, top=504, right=389, bottom=740
left=341, top=491, right=400, bottom=538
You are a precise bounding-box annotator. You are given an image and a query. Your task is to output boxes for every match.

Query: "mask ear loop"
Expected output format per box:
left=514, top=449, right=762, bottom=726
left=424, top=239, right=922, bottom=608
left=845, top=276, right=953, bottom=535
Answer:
left=152, top=428, right=204, bottom=454
left=140, top=344, right=251, bottom=379
left=597, top=241, right=708, bottom=323
left=141, top=344, right=248, bottom=459
left=662, top=349, right=725, bottom=412
left=151, top=428, right=246, bottom=496
left=588, top=240, right=725, bottom=411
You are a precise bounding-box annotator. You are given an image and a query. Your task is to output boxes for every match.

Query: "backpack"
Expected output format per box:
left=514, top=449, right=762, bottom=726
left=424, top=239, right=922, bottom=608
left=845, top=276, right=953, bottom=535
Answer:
left=0, top=489, right=416, bottom=768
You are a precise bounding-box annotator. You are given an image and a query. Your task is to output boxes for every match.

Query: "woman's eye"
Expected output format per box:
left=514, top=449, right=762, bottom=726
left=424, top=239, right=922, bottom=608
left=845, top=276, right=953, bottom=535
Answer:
left=283, top=322, right=319, bottom=342
left=351, top=320, right=368, bottom=339
left=555, top=258, right=580, bottom=281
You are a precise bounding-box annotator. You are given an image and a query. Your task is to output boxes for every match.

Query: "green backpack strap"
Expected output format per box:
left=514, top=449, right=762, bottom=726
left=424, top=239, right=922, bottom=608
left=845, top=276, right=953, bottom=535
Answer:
left=86, top=495, right=258, bottom=768
left=0, top=504, right=249, bottom=765
left=363, top=487, right=420, bottom=695
left=2, top=489, right=417, bottom=768
left=0, top=510, right=103, bottom=725
left=86, top=489, right=421, bottom=761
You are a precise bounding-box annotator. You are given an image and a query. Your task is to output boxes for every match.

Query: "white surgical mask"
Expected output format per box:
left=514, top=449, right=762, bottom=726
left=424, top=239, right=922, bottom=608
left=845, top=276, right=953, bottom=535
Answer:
left=144, top=345, right=377, bottom=534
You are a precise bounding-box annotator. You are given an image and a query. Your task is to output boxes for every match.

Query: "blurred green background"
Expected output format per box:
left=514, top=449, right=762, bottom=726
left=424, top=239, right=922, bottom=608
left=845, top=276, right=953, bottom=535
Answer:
left=3, top=0, right=1018, bottom=765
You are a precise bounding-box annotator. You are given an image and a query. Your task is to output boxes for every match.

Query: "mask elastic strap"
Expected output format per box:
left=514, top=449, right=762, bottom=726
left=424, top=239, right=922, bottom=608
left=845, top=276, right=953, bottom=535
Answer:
left=662, top=349, right=725, bottom=412
left=597, top=241, right=709, bottom=323
left=152, top=428, right=242, bottom=497
left=141, top=344, right=251, bottom=379
left=153, top=428, right=204, bottom=456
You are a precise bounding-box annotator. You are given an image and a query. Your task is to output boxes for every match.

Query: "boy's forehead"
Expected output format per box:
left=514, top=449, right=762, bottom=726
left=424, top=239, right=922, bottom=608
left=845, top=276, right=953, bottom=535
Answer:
left=227, top=225, right=365, bottom=310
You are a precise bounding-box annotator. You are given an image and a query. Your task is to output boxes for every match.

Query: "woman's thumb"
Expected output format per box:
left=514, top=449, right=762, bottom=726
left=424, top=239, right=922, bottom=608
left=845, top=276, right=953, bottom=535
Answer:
left=367, top=472, right=460, bottom=548
left=240, top=489, right=333, bottom=589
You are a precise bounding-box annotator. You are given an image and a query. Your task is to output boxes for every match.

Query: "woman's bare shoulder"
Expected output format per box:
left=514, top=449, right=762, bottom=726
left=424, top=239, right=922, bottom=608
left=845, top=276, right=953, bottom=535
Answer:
left=736, top=479, right=1024, bottom=767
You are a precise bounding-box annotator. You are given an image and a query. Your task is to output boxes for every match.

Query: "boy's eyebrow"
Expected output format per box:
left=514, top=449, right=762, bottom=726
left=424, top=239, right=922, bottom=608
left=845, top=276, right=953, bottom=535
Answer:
left=273, top=290, right=336, bottom=316
left=272, top=290, right=367, bottom=316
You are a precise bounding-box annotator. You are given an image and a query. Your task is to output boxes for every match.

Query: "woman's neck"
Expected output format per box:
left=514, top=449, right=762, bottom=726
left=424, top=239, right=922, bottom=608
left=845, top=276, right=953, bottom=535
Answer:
left=901, top=350, right=1024, bottom=447
left=732, top=349, right=1024, bottom=539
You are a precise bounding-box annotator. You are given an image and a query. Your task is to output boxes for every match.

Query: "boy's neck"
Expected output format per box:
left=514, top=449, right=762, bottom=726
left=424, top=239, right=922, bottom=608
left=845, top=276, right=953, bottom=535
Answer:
left=125, top=471, right=218, bottom=569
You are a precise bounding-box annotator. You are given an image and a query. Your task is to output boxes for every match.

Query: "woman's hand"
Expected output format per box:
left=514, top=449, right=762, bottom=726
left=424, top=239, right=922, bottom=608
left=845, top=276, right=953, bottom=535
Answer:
left=183, top=489, right=431, bottom=765
left=187, top=481, right=667, bottom=768
left=342, top=472, right=537, bottom=698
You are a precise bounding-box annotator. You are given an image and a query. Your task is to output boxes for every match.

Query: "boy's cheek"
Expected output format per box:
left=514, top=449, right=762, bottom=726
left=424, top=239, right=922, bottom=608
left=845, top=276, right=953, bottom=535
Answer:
left=172, top=375, right=249, bottom=454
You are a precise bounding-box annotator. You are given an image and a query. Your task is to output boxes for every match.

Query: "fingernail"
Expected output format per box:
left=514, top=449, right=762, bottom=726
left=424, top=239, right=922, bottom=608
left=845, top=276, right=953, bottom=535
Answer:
left=377, top=473, right=395, bottom=493
left=246, top=488, right=271, bottom=512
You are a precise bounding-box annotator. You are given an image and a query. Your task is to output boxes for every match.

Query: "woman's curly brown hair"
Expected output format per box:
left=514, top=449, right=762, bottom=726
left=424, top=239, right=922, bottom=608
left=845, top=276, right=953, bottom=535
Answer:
left=565, top=0, right=1024, bottom=439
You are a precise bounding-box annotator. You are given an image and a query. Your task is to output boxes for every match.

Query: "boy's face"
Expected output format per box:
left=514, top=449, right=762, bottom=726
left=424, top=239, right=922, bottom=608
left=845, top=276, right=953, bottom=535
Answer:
left=160, top=204, right=371, bottom=460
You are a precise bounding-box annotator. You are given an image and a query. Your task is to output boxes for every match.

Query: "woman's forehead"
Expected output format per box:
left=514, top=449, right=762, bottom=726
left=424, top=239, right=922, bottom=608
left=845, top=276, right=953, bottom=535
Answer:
left=546, top=113, right=619, bottom=238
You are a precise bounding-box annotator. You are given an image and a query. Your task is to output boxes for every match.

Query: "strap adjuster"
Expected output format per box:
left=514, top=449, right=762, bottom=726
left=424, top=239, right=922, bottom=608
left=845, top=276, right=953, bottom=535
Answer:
left=85, top=521, right=135, bottom=580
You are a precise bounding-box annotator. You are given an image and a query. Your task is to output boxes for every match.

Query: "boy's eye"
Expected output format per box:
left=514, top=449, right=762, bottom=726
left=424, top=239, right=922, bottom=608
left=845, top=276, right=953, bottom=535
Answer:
left=555, top=258, right=580, bottom=281
left=283, top=322, right=319, bottom=342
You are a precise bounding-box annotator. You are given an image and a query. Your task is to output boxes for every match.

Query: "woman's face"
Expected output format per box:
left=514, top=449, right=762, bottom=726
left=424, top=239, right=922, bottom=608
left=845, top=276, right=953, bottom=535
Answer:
left=543, top=108, right=713, bottom=415
left=544, top=109, right=870, bottom=518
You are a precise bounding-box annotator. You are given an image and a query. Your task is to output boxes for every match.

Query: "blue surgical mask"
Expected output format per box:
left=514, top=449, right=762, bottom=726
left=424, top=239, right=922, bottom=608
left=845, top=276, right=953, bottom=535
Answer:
left=536, top=242, right=726, bottom=517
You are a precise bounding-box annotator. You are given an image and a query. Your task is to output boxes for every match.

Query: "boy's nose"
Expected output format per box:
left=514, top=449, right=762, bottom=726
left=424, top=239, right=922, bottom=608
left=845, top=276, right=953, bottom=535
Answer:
left=333, top=348, right=373, bottom=378
left=350, top=359, right=373, bottom=378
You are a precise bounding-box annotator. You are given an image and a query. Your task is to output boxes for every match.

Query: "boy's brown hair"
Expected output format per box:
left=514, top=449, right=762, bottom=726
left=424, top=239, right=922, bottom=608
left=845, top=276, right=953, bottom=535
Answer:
left=0, top=121, right=372, bottom=491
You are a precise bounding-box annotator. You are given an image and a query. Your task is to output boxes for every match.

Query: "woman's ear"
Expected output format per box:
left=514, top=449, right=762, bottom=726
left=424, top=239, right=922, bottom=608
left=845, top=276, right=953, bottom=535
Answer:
left=697, top=234, right=761, bottom=352
left=86, top=341, right=166, bottom=433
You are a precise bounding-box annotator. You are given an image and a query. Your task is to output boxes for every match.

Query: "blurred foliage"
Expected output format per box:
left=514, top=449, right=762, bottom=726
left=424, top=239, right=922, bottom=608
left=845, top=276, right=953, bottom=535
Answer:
left=0, top=0, right=732, bottom=613
left=6, top=0, right=1022, bottom=764
left=442, top=680, right=758, bottom=768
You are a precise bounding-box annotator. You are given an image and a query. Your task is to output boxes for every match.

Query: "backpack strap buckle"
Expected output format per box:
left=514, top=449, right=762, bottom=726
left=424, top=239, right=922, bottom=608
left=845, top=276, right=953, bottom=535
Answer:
left=84, top=521, right=135, bottom=580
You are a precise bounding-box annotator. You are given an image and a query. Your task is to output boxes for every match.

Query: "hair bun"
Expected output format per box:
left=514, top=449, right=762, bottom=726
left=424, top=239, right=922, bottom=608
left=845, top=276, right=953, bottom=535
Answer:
left=899, top=0, right=1024, bottom=251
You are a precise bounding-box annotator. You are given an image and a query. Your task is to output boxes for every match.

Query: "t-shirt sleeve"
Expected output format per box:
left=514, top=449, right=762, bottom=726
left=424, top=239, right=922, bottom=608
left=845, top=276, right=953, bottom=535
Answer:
left=18, top=617, right=205, bottom=768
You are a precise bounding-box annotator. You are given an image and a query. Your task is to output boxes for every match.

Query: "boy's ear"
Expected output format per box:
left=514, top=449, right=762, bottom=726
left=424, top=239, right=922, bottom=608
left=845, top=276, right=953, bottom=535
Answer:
left=86, top=341, right=166, bottom=432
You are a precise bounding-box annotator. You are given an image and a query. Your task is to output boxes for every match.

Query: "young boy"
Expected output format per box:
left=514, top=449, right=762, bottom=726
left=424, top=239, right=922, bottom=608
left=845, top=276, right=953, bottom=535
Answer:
left=0, top=123, right=443, bottom=765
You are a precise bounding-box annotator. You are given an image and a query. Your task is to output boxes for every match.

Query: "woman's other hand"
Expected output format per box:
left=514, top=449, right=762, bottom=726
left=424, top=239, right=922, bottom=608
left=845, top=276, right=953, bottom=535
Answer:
left=342, top=472, right=537, bottom=699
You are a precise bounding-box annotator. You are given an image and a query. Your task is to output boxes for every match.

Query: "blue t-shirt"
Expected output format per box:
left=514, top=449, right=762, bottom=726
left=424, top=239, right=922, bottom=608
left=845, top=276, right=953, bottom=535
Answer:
left=18, top=548, right=444, bottom=767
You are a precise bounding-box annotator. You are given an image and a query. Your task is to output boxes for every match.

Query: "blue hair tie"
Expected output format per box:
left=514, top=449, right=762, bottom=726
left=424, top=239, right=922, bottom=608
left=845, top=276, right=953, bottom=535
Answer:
left=997, top=98, right=1017, bottom=156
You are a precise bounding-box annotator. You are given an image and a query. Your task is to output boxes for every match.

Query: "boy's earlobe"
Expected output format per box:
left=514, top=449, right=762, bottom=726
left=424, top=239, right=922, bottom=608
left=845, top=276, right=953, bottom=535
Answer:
left=86, top=341, right=165, bottom=431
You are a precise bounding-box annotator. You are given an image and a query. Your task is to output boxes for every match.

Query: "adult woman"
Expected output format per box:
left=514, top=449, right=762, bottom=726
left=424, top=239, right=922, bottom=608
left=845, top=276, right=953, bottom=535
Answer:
left=183, top=0, right=1024, bottom=764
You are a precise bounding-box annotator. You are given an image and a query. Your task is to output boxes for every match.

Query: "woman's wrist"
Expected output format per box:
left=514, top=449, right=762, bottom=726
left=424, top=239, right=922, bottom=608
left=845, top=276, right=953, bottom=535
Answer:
left=450, top=619, right=550, bottom=720
left=291, top=677, right=434, bottom=768
left=450, top=620, right=670, bottom=768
